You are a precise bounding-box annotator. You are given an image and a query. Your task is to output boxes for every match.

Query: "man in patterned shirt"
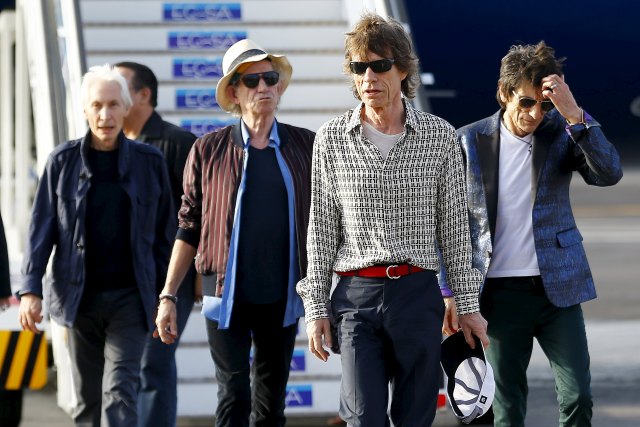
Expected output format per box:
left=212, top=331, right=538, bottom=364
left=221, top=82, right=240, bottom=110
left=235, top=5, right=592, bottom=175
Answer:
left=297, top=14, right=489, bottom=426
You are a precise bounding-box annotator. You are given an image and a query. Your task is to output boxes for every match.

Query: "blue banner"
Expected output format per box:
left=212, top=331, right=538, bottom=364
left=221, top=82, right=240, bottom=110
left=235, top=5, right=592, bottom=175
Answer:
left=176, top=89, right=218, bottom=109
left=285, top=384, right=313, bottom=407
left=289, top=349, right=306, bottom=372
left=181, top=119, right=233, bottom=136
left=173, top=58, right=224, bottom=79
left=168, top=31, right=246, bottom=50
left=163, top=3, right=241, bottom=21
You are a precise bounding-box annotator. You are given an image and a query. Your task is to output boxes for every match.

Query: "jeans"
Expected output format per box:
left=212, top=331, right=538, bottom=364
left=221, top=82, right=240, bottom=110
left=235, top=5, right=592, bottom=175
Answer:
left=138, top=268, right=195, bottom=427
left=206, top=301, right=297, bottom=427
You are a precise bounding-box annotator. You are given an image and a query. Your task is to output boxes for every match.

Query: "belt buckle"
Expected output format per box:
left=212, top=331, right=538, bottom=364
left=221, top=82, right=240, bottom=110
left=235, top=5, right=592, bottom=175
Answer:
left=386, top=264, right=401, bottom=279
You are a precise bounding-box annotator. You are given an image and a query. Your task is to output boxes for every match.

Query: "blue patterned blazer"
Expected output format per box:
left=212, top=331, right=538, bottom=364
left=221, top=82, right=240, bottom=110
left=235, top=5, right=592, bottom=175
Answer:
left=454, top=109, right=623, bottom=307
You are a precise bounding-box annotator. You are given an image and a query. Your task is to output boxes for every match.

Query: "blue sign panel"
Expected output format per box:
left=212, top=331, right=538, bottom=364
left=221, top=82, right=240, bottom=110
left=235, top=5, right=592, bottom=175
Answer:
left=163, top=3, right=242, bottom=22
left=173, top=58, right=224, bottom=79
left=290, top=349, right=306, bottom=372
left=285, top=384, right=312, bottom=407
left=181, top=119, right=233, bottom=137
left=168, top=31, right=246, bottom=50
left=176, top=89, right=218, bottom=110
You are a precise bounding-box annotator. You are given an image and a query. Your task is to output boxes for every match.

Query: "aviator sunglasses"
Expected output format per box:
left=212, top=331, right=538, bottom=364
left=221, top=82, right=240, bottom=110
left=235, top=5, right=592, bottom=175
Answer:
left=349, top=58, right=395, bottom=74
left=233, top=71, right=280, bottom=88
left=512, top=92, right=555, bottom=112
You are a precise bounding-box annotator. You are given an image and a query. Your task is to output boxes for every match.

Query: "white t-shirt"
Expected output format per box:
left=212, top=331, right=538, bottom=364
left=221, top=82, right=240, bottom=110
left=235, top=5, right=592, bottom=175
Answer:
left=486, top=121, right=540, bottom=278
left=362, top=121, right=402, bottom=159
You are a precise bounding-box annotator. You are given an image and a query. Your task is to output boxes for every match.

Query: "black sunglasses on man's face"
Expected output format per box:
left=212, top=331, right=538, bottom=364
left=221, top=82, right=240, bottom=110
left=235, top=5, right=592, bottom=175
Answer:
left=349, top=58, right=395, bottom=75
left=234, top=71, right=280, bottom=88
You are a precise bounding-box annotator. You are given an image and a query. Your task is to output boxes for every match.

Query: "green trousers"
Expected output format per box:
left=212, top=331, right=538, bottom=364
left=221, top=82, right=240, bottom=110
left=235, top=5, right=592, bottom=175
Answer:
left=481, top=276, right=593, bottom=427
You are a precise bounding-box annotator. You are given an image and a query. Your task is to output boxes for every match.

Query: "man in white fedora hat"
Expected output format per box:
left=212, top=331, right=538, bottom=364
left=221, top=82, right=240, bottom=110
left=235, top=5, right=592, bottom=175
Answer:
left=155, top=39, right=314, bottom=426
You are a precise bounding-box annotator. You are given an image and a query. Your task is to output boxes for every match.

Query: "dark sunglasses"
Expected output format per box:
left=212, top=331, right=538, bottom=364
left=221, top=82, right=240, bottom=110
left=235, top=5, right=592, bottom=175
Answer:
left=234, top=71, right=279, bottom=88
left=349, top=58, right=395, bottom=75
left=513, top=92, right=555, bottom=112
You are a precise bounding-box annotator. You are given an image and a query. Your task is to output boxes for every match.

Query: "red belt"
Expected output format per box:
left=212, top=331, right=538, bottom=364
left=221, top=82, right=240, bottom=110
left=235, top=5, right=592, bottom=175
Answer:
left=336, top=264, right=426, bottom=279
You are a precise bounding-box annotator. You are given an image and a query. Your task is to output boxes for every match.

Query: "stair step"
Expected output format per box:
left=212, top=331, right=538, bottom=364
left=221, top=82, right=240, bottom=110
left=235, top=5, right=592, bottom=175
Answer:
left=84, top=25, right=346, bottom=52
left=176, top=379, right=341, bottom=415
left=87, top=52, right=347, bottom=81
left=81, top=0, right=345, bottom=24
left=163, top=112, right=342, bottom=136
left=152, top=82, right=353, bottom=112
left=177, top=345, right=342, bottom=380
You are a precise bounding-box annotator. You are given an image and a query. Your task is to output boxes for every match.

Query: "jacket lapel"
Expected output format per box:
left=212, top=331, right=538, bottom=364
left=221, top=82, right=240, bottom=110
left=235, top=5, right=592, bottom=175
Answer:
left=476, top=113, right=501, bottom=239
left=231, top=122, right=243, bottom=149
left=276, top=120, right=289, bottom=149
left=530, top=117, right=555, bottom=204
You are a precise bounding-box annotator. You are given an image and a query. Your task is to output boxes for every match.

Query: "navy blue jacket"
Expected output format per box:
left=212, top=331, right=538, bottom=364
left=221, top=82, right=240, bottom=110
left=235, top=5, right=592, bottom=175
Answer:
left=0, top=213, right=10, bottom=298
left=451, top=109, right=622, bottom=307
left=20, top=132, right=175, bottom=330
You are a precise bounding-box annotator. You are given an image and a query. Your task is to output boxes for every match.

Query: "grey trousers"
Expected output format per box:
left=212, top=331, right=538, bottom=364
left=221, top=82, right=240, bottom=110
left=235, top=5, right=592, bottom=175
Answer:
left=331, top=271, right=444, bottom=427
left=67, top=288, right=148, bottom=427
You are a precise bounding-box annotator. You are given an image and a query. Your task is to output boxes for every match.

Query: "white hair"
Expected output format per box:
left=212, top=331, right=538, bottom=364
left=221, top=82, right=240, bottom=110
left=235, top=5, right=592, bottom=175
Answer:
left=80, top=64, right=132, bottom=108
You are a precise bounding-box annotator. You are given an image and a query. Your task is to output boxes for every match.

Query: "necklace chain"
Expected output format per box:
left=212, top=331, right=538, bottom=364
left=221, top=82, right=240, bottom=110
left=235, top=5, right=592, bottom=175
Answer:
left=513, top=134, right=532, bottom=154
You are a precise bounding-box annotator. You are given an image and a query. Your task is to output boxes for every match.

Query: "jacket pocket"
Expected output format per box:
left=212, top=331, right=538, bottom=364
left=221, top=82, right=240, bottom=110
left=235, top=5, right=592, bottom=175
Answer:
left=556, top=227, right=583, bottom=247
left=56, top=194, right=76, bottom=231
left=137, top=195, right=158, bottom=245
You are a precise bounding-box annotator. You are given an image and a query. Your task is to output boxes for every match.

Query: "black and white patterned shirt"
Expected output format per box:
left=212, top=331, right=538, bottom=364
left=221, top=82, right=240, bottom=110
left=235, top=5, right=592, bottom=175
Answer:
left=297, top=101, right=482, bottom=322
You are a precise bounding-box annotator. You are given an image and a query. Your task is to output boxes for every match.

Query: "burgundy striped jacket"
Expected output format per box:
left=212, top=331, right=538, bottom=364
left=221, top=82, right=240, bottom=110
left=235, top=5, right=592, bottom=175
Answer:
left=176, top=122, right=314, bottom=296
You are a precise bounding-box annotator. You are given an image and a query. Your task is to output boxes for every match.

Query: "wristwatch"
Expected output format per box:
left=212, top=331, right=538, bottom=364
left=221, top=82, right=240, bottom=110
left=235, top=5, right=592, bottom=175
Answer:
left=159, top=293, right=178, bottom=304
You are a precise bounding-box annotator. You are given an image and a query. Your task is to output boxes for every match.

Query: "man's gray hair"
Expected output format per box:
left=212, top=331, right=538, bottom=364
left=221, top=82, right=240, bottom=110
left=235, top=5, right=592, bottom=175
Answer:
left=81, top=64, right=133, bottom=109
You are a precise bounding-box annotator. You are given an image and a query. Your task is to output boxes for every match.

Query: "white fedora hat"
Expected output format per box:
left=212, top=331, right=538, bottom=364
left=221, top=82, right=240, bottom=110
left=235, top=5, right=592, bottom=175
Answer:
left=215, top=39, right=292, bottom=113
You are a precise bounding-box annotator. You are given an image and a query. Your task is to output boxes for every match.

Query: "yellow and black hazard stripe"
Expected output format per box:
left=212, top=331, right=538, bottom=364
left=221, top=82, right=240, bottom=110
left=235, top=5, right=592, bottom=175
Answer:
left=0, top=331, right=47, bottom=390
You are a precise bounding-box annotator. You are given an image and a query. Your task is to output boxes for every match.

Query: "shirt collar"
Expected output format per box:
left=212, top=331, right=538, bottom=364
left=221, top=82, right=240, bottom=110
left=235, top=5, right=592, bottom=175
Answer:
left=138, top=111, right=164, bottom=141
left=240, top=119, right=280, bottom=149
left=346, top=98, right=418, bottom=134
left=80, top=130, right=130, bottom=177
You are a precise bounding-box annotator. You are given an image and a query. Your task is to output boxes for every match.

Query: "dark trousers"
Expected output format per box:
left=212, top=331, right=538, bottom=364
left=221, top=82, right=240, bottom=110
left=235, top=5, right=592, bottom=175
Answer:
left=0, top=389, right=22, bottom=427
left=481, top=276, right=592, bottom=427
left=205, top=301, right=297, bottom=427
left=67, top=288, right=148, bottom=427
left=331, top=271, right=444, bottom=427
left=138, top=267, right=195, bottom=427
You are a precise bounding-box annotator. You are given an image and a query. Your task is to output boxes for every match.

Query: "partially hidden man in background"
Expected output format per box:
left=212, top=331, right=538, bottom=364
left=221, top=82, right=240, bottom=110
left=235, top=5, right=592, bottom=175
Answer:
left=0, top=212, right=22, bottom=427
left=17, top=64, right=175, bottom=427
left=115, top=61, right=197, bottom=427
left=297, top=14, right=488, bottom=427
left=155, top=39, right=314, bottom=427
left=442, top=41, right=623, bottom=427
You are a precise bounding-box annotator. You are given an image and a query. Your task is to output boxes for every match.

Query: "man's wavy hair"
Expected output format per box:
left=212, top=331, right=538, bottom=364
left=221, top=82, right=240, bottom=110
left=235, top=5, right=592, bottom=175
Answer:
left=81, top=64, right=132, bottom=109
left=343, top=13, right=420, bottom=100
left=497, top=40, right=565, bottom=109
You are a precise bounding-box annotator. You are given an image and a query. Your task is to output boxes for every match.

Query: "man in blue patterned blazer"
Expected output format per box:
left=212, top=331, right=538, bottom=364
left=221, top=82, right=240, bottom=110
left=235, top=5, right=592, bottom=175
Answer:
left=442, top=41, right=623, bottom=427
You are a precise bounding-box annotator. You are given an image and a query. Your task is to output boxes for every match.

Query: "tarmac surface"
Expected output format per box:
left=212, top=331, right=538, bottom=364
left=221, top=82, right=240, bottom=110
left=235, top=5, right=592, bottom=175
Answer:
left=15, top=168, right=640, bottom=426
left=19, top=320, right=640, bottom=426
